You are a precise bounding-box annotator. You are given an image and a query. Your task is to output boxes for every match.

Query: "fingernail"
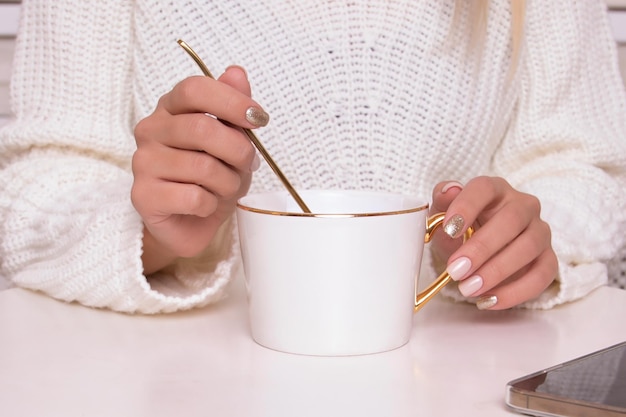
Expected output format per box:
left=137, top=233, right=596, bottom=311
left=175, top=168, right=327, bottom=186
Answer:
left=476, top=295, right=498, bottom=310
left=246, top=106, right=270, bottom=127
left=226, top=65, right=248, bottom=79
left=458, top=275, right=483, bottom=297
left=441, top=181, right=463, bottom=194
left=250, top=153, right=261, bottom=172
left=444, top=214, right=464, bottom=238
left=447, top=256, right=472, bottom=281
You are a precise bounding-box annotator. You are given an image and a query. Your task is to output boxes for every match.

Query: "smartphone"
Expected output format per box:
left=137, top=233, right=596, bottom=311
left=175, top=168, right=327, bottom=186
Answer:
left=506, top=341, right=626, bottom=417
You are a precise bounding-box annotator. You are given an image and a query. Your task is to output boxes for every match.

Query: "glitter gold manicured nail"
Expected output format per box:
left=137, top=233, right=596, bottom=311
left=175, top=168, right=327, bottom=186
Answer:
left=476, top=295, right=498, bottom=310
left=246, top=106, right=269, bottom=127
left=444, top=214, right=465, bottom=238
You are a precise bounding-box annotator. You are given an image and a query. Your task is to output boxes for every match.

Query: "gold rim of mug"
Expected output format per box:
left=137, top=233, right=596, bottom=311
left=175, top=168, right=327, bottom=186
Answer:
left=236, top=201, right=429, bottom=218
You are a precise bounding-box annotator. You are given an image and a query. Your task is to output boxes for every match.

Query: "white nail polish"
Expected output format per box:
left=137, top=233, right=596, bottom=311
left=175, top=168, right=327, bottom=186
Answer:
left=225, top=65, right=248, bottom=79
left=447, top=256, right=472, bottom=281
left=458, top=275, right=483, bottom=297
left=250, top=153, right=261, bottom=172
left=441, top=181, right=464, bottom=194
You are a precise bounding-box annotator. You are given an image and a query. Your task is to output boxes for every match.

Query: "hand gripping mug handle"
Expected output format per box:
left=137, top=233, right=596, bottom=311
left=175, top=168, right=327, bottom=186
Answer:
left=414, top=212, right=474, bottom=312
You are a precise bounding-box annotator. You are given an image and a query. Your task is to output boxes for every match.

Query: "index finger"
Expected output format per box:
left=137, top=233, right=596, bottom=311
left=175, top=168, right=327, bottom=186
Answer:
left=442, top=176, right=506, bottom=239
left=161, top=76, right=269, bottom=128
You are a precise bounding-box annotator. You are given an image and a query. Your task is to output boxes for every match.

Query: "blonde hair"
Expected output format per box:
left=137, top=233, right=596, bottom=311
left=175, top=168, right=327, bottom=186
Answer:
left=455, top=0, right=526, bottom=73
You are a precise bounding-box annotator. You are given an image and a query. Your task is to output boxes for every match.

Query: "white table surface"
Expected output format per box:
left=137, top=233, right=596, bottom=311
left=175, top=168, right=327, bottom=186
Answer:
left=0, top=277, right=625, bottom=417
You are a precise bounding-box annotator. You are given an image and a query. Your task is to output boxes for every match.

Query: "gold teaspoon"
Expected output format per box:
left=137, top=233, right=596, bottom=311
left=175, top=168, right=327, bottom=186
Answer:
left=177, top=39, right=311, bottom=213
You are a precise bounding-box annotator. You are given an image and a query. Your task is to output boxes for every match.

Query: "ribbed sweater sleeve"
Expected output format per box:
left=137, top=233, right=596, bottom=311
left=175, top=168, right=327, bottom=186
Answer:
left=497, top=0, right=626, bottom=308
left=0, top=0, right=237, bottom=313
left=441, top=0, right=626, bottom=308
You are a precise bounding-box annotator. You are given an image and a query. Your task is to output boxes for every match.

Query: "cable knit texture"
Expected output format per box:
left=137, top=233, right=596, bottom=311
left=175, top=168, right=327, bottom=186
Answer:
left=0, top=0, right=625, bottom=313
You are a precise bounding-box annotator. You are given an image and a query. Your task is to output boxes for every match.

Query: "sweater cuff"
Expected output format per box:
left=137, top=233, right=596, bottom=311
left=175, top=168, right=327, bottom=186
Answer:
left=144, top=217, right=240, bottom=313
left=1, top=152, right=239, bottom=314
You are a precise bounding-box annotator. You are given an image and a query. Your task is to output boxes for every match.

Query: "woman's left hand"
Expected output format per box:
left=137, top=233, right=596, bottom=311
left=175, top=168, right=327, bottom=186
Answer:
left=430, top=176, right=558, bottom=310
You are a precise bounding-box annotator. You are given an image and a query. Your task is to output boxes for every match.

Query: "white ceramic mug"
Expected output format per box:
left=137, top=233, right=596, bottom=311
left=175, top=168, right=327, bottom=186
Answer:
left=236, top=190, right=471, bottom=356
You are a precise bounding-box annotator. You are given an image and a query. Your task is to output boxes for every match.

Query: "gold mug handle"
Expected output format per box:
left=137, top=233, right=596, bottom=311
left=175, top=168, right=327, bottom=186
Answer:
left=414, top=212, right=474, bottom=312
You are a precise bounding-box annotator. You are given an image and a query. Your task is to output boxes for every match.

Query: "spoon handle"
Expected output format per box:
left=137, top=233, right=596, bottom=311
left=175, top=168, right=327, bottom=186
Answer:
left=177, top=40, right=311, bottom=214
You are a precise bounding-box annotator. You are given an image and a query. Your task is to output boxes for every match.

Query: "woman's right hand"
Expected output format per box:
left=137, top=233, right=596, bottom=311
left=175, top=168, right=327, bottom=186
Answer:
left=131, top=66, right=269, bottom=274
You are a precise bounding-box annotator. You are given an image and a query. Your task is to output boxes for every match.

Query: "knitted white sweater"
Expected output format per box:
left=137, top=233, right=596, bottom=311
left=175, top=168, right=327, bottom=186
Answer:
left=1, top=0, right=625, bottom=313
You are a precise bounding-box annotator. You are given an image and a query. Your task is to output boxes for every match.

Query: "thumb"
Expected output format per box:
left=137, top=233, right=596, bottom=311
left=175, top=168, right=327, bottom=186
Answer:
left=218, top=65, right=252, bottom=97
